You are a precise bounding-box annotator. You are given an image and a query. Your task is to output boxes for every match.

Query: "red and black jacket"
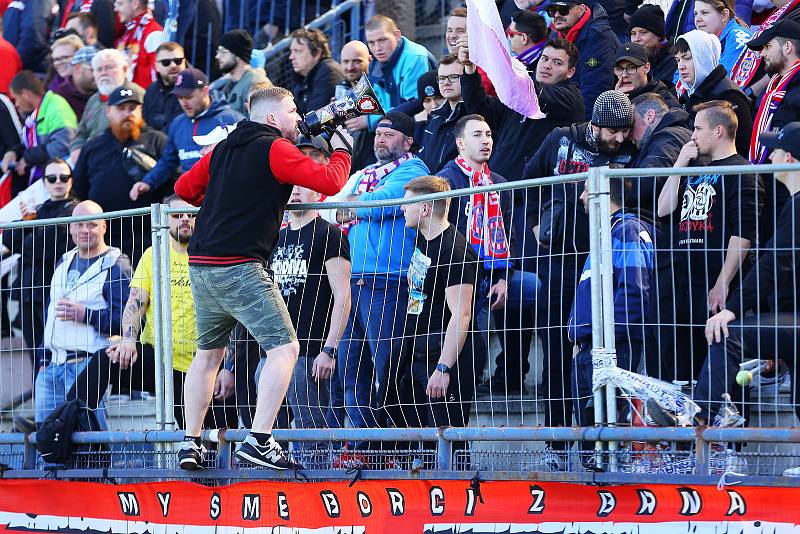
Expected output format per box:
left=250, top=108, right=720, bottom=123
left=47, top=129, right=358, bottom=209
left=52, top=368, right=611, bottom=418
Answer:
left=175, top=120, right=350, bottom=267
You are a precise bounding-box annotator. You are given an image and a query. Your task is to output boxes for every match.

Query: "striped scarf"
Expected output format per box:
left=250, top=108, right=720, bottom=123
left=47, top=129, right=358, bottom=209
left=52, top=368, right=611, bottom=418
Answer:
left=731, top=0, right=800, bottom=88
left=456, top=156, right=512, bottom=270
left=749, top=60, right=800, bottom=163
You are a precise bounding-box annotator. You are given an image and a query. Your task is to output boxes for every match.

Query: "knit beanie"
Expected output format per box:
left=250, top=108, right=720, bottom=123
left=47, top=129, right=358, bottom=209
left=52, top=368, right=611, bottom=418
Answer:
left=219, top=29, right=254, bottom=63
left=417, top=70, right=442, bottom=100
left=628, top=4, right=666, bottom=39
left=591, top=90, right=634, bottom=128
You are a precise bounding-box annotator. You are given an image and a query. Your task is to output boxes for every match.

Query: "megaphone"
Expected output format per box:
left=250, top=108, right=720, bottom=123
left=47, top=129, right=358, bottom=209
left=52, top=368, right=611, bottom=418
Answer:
left=298, top=74, right=385, bottom=138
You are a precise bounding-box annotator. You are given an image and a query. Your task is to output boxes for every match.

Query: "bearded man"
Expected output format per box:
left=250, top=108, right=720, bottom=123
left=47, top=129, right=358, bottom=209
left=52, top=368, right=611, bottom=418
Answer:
left=72, top=82, right=166, bottom=264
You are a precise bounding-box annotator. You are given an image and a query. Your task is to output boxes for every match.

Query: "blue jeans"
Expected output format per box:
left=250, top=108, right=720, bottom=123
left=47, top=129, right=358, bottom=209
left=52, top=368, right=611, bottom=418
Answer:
left=286, top=356, right=344, bottom=451
left=34, top=356, right=107, bottom=428
left=338, top=276, right=408, bottom=434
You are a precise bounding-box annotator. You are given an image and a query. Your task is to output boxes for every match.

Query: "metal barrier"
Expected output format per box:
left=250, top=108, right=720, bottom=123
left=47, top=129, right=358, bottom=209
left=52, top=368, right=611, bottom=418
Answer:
left=2, top=163, right=800, bottom=482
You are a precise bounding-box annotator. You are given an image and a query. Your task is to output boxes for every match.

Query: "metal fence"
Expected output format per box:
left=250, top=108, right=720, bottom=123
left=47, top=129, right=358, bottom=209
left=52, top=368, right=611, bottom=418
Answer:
left=1, top=163, right=800, bottom=482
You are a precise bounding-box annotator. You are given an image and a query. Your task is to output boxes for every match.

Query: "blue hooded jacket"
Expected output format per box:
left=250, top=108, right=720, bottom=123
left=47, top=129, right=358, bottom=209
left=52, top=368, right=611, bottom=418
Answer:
left=367, top=37, right=436, bottom=130
left=142, top=97, right=243, bottom=189
left=347, top=156, right=430, bottom=277
left=568, top=210, right=655, bottom=344
left=718, top=19, right=752, bottom=77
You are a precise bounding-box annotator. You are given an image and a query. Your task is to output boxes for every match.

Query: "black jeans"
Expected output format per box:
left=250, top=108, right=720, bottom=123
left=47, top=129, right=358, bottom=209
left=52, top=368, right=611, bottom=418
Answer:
left=68, top=343, right=238, bottom=429
left=694, top=313, right=800, bottom=424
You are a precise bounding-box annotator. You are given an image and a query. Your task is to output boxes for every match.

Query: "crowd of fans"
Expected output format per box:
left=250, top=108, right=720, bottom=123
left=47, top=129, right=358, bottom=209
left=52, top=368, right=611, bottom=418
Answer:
left=1, top=0, right=800, bottom=472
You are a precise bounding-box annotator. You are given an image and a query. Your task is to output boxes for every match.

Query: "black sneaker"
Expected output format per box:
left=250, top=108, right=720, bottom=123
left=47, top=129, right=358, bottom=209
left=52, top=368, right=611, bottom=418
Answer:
left=236, top=435, right=304, bottom=470
left=177, top=441, right=204, bottom=470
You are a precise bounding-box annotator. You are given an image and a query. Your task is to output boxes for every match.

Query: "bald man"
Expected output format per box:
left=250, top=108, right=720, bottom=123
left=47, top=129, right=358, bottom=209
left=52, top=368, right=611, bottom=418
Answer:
left=339, top=40, right=377, bottom=170
left=34, top=200, right=132, bottom=428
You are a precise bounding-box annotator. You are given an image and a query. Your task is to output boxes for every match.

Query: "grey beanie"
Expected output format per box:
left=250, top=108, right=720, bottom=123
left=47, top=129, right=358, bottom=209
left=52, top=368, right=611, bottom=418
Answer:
left=591, top=90, right=634, bottom=129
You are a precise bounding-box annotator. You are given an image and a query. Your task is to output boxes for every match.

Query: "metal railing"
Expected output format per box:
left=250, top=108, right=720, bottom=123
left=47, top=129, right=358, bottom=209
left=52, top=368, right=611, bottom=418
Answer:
left=2, top=163, right=800, bottom=482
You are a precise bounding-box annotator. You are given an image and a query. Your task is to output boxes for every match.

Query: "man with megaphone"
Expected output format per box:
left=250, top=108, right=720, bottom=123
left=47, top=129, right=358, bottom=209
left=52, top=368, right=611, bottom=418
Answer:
left=174, top=86, right=353, bottom=471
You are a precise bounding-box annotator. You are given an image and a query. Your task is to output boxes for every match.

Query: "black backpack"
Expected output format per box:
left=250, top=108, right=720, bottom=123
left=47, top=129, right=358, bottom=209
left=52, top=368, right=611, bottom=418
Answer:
left=36, top=399, right=103, bottom=464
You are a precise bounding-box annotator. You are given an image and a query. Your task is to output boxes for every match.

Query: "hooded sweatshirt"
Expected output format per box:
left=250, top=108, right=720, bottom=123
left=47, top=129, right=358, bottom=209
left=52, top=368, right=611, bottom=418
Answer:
left=675, top=30, right=721, bottom=98
left=175, top=120, right=351, bottom=267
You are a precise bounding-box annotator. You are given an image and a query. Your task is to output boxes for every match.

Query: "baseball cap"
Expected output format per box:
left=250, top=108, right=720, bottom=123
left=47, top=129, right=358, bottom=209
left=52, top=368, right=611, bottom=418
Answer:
left=71, top=46, right=98, bottom=66
left=107, top=83, right=144, bottom=106
left=615, top=42, right=650, bottom=67
left=747, top=19, right=800, bottom=50
left=296, top=134, right=331, bottom=157
left=377, top=111, right=420, bottom=152
left=549, top=0, right=581, bottom=6
left=171, top=68, right=209, bottom=97
left=760, top=122, right=800, bottom=157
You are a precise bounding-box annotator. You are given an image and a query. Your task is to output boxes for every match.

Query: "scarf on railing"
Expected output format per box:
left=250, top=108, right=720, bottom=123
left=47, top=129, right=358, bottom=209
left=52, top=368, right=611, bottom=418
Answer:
left=731, top=0, right=800, bottom=88
left=749, top=60, right=800, bottom=163
left=456, top=156, right=512, bottom=270
left=22, top=100, right=43, bottom=185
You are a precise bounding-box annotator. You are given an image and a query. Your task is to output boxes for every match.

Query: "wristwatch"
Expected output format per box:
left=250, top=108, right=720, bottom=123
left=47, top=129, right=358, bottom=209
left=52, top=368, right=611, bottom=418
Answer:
left=322, top=346, right=337, bottom=359
left=435, top=362, right=451, bottom=374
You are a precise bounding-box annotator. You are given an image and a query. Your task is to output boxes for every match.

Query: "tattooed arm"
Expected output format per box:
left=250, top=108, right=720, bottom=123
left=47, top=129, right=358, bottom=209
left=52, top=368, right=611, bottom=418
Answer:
left=107, top=287, right=150, bottom=370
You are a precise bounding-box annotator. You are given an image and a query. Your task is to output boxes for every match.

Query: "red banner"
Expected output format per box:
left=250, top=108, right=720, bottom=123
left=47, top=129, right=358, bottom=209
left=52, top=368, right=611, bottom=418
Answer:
left=1, top=479, right=799, bottom=532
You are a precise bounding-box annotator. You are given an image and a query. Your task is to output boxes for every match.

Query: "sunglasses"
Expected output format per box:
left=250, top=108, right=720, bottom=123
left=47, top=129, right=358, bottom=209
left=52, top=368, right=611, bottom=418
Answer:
left=506, top=28, right=527, bottom=37
left=158, top=57, right=185, bottom=67
left=45, top=174, right=71, bottom=183
left=169, top=213, right=196, bottom=220
left=546, top=4, right=574, bottom=16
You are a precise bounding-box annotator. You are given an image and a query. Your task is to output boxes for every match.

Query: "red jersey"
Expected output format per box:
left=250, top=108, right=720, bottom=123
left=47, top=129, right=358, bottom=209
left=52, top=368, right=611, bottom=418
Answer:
left=0, top=36, right=21, bottom=94
left=116, top=10, right=164, bottom=89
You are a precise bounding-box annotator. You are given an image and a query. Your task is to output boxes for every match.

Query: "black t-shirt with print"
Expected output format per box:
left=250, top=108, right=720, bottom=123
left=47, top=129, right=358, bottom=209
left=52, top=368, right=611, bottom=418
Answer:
left=405, top=224, right=479, bottom=343
left=672, top=154, right=762, bottom=288
left=270, top=217, right=350, bottom=357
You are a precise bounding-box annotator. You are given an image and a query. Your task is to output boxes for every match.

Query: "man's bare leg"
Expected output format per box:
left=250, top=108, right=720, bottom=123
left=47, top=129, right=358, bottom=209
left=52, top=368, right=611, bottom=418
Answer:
left=183, top=347, right=226, bottom=436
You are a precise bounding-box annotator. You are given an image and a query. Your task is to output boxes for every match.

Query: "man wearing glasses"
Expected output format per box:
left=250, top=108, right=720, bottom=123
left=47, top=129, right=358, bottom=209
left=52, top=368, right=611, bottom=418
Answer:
left=613, top=42, right=680, bottom=108
left=546, top=0, right=620, bottom=118
left=143, top=42, right=188, bottom=132
left=415, top=53, right=467, bottom=174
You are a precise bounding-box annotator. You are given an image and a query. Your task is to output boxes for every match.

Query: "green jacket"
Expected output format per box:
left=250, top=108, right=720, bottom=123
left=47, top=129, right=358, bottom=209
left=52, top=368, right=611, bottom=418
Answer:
left=22, top=91, right=77, bottom=166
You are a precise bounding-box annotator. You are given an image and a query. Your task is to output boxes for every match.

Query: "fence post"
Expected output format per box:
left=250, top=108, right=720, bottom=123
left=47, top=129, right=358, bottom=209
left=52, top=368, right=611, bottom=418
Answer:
left=596, top=167, right=619, bottom=471
left=587, top=167, right=607, bottom=466
left=436, top=428, right=452, bottom=470
left=150, top=205, right=165, bottom=433
left=158, top=204, right=176, bottom=433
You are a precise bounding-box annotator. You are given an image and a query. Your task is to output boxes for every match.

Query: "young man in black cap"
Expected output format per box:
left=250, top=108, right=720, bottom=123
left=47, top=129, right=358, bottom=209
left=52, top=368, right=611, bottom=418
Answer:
left=697, top=123, right=800, bottom=462
left=210, top=29, right=271, bottom=117
left=629, top=4, right=677, bottom=86
left=546, top=0, right=620, bottom=117
left=522, top=90, right=635, bottom=470
left=131, top=68, right=243, bottom=201
left=614, top=42, right=681, bottom=108
left=270, top=135, right=351, bottom=455
left=507, top=10, right=549, bottom=68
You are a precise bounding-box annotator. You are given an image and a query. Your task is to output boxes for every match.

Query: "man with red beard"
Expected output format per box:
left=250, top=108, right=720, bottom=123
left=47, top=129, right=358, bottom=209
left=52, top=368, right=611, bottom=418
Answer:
left=72, top=82, right=166, bottom=264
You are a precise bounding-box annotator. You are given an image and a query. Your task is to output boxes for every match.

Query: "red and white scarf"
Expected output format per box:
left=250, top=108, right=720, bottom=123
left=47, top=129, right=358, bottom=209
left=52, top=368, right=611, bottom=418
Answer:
left=120, top=11, right=154, bottom=81
left=456, top=156, right=512, bottom=269
left=731, top=0, right=800, bottom=88
left=749, top=60, right=800, bottom=163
